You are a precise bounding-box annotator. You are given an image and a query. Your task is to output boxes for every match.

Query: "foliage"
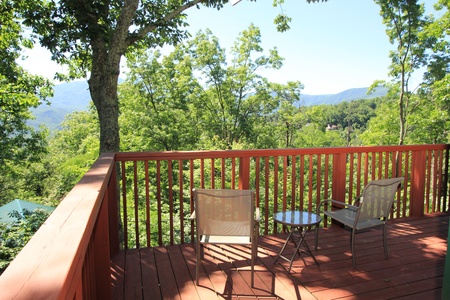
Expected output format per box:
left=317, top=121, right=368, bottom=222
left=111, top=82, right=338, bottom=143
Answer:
left=2, top=0, right=449, bottom=250
left=120, top=48, right=201, bottom=151
left=120, top=25, right=304, bottom=151
left=0, top=0, right=53, bottom=205
left=42, top=108, right=100, bottom=202
left=421, top=0, right=450, bottom=84
left=360, top=100, right=400, bottom=146
left=0, top=209, right=52, bottom=274
left=374, top=0, right=448, bottom=145
left=187, top=26, right=288, bottom=149
left=15, top=0, right=329, bottom=154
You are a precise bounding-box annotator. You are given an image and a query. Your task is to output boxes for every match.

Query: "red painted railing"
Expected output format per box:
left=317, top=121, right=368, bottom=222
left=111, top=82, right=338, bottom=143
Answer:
left=0, top=145, right=448, bottom=299
left=0, top=153, right=118, bottom=299
left=115, top=144, right=450, bottom=248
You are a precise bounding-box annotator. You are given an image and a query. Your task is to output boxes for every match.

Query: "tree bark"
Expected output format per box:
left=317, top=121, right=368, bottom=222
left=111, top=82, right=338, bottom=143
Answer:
left=89, top=51, right=121, bottom=153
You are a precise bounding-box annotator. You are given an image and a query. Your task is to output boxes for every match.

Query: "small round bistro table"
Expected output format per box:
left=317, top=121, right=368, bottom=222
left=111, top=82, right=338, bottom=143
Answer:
left=273, top=210, right=321, bottom=272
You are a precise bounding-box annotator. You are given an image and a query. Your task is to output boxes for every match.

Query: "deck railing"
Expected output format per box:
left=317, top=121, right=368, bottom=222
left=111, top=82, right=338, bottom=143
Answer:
left=0, top=145, right=449, bottom=299
left=115, top=144, right=450, bottom=248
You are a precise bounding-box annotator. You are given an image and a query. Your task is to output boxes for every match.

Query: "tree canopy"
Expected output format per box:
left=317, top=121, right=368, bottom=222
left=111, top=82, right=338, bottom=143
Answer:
left=0, top=0, right=53, bottom=204
left=16, top=0, right=327, bottom=153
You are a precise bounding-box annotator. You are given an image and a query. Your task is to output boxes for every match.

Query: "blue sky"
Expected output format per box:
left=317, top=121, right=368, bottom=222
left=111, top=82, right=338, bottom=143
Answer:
left=20, top=0, right=435, bottom=95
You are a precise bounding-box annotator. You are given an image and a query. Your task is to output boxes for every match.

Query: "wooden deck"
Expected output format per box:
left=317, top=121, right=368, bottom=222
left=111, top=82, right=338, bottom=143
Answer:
left=111, top=213, right=448, bottom=300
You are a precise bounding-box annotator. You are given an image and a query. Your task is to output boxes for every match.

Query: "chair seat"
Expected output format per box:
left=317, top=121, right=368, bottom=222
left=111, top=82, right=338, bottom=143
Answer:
left=200, top=234, right=251, bottom=244
left=324, top=209, right=385, bottom=230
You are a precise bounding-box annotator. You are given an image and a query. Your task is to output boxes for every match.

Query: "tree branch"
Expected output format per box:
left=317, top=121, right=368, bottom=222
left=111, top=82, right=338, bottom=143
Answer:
left=128, top=0, right=205, bottom=47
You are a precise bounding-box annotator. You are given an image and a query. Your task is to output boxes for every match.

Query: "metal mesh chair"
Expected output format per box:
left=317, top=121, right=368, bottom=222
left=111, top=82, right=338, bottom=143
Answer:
left=192, top=189, right=259, bottom=287
left=316, top=177, right=404, bottom=267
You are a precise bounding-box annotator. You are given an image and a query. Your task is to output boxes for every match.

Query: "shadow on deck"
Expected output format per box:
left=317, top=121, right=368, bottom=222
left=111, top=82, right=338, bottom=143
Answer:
left=111, top=213, right=448, bottom=300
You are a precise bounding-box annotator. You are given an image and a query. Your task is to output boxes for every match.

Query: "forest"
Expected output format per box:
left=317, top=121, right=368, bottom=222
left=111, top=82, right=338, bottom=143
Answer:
left=1, top=0, right=449, bottom=273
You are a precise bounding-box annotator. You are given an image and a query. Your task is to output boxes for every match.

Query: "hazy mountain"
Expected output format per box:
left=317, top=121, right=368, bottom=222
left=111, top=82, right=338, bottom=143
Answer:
left=301, top=86, right=388, bottom=107
left=29, top=81, right=91, bottom=131
left=29, top=81, right=388, bottom=131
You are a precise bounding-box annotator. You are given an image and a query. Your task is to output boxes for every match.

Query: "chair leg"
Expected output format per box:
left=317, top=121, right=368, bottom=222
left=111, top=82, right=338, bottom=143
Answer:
left=383, top=224, right=388, bottom=259
left=351, top=229, right=356, bottom=268
left=251, top=232, right=258, bottom=287
left=196, top=241, right=201, bottom=285
left=251, top=244, right=255, bottom=287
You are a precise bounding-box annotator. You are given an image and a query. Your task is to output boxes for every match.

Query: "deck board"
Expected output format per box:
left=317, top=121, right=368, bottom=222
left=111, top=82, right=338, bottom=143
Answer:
left=111, top=213, right=448, bottom=300
left=140, top=248, right=162, bottom=300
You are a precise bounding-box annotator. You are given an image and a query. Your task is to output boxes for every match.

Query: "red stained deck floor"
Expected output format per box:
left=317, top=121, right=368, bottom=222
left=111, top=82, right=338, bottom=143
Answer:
left=111, top=213, right=448, bottom=300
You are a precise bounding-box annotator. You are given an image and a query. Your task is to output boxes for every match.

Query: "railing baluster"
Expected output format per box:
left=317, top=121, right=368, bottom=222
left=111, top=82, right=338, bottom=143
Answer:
left=273, top=156, right=279, bottom=234
left=400, top=152, right=407, bottom=217
left=356, top=152, right=362, bottom=196
left=377, top=151, right=383, bottom=179
left=371, top=151, right=376, bottom=180
left=210, top=158, right=215, bottom=189
left=438, top=150, right=444, bottom=211
left=308, top=154, right=313, bottom=211
left=348, top=153, right=354, bottom=203
left=200, top=158, right=205, bottom=188
left=316, top=154, right=322, bottom=211
left=291, top=155, right=296, bottom=210
left=299, top=155, right=305, bottom=210
left=156, top=161, right=162, bottom=246
left=255, top=156, right=260, bottom=208
left=324, top=154, right=330, bottom=201
left=364, top=152, right=369, bottom=185
left=189, top=159, right=195, bottom=242
left=133, top=161, right=139, bottom=248
left=221, top=158, right=226, bottom=189
left=232, top=157, right=236, bottom=189
left=426, top=150, right=432, bottom=213
left=264, top=157, right=270, bottom=235
left=168, top=160, right=174, bottom=245
left=434, top=150, right=440, bottom=212
left=178, top=160, right=184, bottom=244
left=145, top=161, right=151, bottom=248
left=282, top=156, right=288, bottom=211
left=384, top=151, right=389, bottom=178
left=121, top=161, right=128, bottom=250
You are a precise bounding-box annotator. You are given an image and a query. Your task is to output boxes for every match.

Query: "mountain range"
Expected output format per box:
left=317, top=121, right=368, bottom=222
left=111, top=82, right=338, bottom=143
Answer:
left=29, top=81, right=388, bottom=131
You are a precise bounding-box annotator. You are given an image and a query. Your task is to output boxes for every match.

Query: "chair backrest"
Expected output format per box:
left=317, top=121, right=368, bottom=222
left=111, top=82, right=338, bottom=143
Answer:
left=193, top=189, right=255, bottom=237
left=357, top=177, right=404, bottom=222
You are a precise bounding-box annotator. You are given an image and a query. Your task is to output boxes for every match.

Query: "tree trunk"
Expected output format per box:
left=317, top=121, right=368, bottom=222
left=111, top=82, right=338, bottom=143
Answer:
left=88, top=51, right=121, bottom=153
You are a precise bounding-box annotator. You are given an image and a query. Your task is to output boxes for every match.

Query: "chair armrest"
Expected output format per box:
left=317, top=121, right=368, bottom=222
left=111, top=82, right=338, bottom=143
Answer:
left=317, top=199, right=359, bottom=212
left=189, top=211, right=196, bottom=220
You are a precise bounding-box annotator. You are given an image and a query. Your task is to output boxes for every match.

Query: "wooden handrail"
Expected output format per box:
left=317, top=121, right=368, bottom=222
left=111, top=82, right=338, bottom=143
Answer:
left=0, top=153, right=116, bottom=300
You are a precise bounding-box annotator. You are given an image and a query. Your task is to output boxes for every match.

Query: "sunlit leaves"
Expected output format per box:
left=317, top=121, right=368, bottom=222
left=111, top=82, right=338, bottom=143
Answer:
left=0, top=209, right=51, bottom=274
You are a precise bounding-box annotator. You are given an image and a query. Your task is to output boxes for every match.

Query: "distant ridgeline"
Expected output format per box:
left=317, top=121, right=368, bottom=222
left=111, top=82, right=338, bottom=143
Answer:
left=29, top=81, right=388, bottom=131
left=29, top=81, right=92, bottom=131
left=300, top=86, right=388, bottom=107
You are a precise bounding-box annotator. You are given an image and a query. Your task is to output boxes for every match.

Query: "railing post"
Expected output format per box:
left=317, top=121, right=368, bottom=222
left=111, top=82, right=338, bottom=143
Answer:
left=239, top=157, right=250, bottom=190
left=410, top=150, right=426, bottom=217
left=332, top=153, right=347, bottom=202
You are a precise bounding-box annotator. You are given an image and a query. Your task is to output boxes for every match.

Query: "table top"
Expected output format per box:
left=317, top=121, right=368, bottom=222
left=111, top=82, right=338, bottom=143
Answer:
left=274, top=211, right=321, bottom=227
